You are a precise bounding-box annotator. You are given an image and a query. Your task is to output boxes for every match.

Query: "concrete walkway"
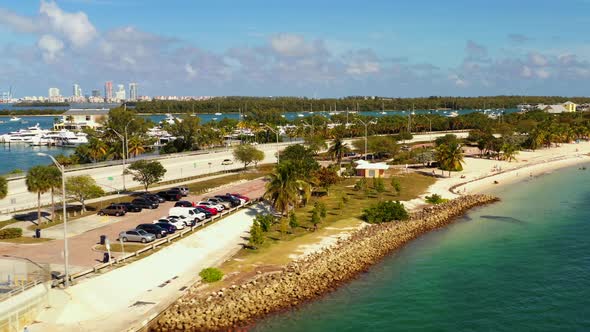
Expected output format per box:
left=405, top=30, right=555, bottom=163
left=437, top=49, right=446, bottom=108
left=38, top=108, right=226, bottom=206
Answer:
left=30, top=203, right=267, bottom=332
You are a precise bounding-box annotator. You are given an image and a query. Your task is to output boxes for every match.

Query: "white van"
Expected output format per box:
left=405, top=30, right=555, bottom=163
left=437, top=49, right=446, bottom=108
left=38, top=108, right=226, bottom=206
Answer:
left=168, top=207, right=206, bottom=222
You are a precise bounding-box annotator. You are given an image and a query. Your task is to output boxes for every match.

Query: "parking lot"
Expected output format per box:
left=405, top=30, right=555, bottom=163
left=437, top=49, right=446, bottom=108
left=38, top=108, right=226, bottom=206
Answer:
left=0, top=178, right=267, bottom=270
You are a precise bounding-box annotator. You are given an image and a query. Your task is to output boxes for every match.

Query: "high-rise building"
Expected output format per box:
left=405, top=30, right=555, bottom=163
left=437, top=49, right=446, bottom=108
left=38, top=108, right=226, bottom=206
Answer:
left=48, top=87, right=60, bottom=98
left=129, top=83, right=138, bottom=101
left=91, top=89, right=101, bottom=97
left=104, top=81, right=113, bottom=100
left=115, top=84, right=126, bottom=100
left=73, top=84, right=82, bottom=97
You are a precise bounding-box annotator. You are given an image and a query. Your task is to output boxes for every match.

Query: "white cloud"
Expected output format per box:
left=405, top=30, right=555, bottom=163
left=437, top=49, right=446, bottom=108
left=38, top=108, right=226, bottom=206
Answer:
left=185, top=63, right=197, bottom=78
left=270, top=33, right=321, bottom=57
left=40, top=0, right=97, bottom=48
left=536, top=68, right=550, bottom=79
left=0, top=8, right=38, bottom=33
left=529, top=52, right=548, bottom=66
left=37, top=34, right=64, bottom=62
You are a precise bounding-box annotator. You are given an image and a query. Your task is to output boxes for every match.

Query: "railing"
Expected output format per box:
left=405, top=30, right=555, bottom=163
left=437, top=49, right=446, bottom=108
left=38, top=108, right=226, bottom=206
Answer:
left=57, top=200, right=257, bottom=286
left=0, top=279, right=46, bottom=302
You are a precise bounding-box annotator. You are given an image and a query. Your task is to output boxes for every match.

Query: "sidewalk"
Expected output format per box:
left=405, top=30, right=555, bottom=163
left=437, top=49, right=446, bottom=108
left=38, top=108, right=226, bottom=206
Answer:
left=30, top=204, right=267, bottom=332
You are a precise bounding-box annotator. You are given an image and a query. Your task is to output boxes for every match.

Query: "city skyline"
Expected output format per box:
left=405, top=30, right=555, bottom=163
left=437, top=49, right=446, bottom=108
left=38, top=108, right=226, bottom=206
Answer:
left=1, top=1, right=590, bottom=98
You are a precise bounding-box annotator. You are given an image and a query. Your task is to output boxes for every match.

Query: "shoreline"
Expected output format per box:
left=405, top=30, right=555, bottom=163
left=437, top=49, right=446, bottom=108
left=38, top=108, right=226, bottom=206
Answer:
left=149, top=195, right=498, bottom=331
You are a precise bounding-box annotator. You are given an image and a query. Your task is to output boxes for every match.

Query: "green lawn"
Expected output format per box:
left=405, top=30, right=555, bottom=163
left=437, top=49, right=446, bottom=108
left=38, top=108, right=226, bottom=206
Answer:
left=0, top=237, right=52, bottom=244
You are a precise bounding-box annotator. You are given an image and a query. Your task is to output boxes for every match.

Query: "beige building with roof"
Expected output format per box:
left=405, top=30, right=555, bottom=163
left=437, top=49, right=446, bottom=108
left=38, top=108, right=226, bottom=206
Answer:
left=54, top=108, right=110, bottom=131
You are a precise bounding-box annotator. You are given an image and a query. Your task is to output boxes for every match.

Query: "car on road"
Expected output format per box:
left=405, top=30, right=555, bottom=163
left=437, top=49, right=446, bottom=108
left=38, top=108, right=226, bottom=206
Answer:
left=98, top=205, right=126, bottom=217
left=195, top=205, right=218, bottom=215
left=172, top=186, right=189, bottom=196
left=230, top=193, right=250, bottom=203
left=174, top=200, right=194, bottom=208
left=131, top=197, right=159, bottom=209
left=135, top=224, right=168, bottom=239
left=194, top=206, right=214, bottom=218
left=143, top=193, right=165, bottom=203
left=153, top=222, right=176, bottom=234
left=119, top=229, right=156, bottom=243
left=157, top=189, right=183, bottom=201
left=214, top=195, right=241, bottom=207
left=153, top=217, right=185, bottom=230
left=109, top=202, right=142, bottom=213
left=221, top=159, right=233, bottom=165
left=206, top=197, right=232, bottom=209
left=197, top=201, right=224, bottom=212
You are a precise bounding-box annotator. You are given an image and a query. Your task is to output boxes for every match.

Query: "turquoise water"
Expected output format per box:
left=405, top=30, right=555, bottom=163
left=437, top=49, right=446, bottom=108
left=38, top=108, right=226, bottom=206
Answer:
left=253, top=165, right=590, bottom=332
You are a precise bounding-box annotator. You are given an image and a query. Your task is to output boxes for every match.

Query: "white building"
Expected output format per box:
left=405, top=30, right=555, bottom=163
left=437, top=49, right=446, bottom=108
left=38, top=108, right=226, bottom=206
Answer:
left=48, top=87, right=60, bottom=98
left=129, top=83, right=138, bottom=101
left=54, top=108, right=110, bottom=131
left=115, top=84, right=126, bottom=101
left=73, top=84, right=82, bottom=97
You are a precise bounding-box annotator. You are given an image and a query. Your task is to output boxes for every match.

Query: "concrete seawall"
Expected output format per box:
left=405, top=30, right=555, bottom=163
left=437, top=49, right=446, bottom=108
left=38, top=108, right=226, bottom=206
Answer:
left=150, top=194, right=498, bottom=331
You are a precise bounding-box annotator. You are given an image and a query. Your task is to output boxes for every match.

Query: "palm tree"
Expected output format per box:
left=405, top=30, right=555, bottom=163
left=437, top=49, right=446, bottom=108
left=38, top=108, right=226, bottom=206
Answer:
left=501, top=143, right=519, bottom=162
left=264, top=162, right=311, bottom=215
left=127, top=135, right=146, bottom=157
left=435, top=142, right=464, bottom=177
left=26, top=166, right=55, bottom=224
left=45, top=166, right=62, bottom=222
left=0, top=176, right=7, bottom=200
left=327, top=137, right=350, bottom=170
left=87, top=138, right=109, bottom=163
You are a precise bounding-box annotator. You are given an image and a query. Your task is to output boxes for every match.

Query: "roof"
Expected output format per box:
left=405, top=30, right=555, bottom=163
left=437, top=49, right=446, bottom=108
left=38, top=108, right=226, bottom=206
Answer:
left=355, top=161, right=390, bottom=170
left=563, top=101, right=576, bottom=105
left=544, top=105, right=568, bottom=114
left=63, top=108, right=110, bottom=116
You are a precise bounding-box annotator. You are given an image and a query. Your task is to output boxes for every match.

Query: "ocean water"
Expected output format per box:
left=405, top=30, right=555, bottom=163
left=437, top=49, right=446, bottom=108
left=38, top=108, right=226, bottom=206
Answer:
left=253, top=164, right=590, bottom=332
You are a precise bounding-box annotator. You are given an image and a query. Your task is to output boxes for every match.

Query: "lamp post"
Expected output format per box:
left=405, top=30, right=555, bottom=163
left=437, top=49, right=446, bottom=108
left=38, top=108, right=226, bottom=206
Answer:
left=37, top=153, right=69, bottom=287
left=110, top=120, right=131, bottom=191
left=355, top=119, right=368, bottom=158
left=260, top=123, right=279, bottom=164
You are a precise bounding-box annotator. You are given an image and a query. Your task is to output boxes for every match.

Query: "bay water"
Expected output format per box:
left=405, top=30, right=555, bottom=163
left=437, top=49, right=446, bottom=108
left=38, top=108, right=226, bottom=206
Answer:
left=253, top=164, right=590, bottom=331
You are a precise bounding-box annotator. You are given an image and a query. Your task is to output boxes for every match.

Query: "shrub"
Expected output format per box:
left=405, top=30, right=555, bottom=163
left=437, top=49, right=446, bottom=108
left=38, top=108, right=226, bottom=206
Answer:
left=310, top=210, right=321, bottom=230
left=362, top=201, right=408, bottom=224
left=0, top=228, right=22, bottom=239
left=373, top=178, right=385, bottom=193
left=354, top=178, right=367, bottom=191
left=390, top=178, right=401, bottom=195
left=314, top=201, right=327, bottom=219
left=288, top=213, right=299, bottom=228
left=199, top=267, right=224, bottom=283
left=425, top=194, right=448, bottom=204
left=249, top=221, right=264, bottom=248
left=255, top=214, right=274, bottom=232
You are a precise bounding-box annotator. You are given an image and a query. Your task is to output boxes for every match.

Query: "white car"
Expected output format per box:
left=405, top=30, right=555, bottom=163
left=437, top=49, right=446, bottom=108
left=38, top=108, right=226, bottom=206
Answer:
left=153, top=217, right=185, bottom=230
left=197, top=201, right=224, bottom=212
left=169, top=207, right=206, bottom=222
left=206, top=197, right=232, bottom=209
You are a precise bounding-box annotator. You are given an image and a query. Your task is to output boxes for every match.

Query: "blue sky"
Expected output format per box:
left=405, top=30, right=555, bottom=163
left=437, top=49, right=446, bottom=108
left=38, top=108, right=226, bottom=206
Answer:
left=1, top=0, right=590, bottom=97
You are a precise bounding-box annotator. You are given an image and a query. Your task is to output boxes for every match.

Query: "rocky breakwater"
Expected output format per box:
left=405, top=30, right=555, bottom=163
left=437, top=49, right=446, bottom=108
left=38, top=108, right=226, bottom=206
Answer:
left=150, top=194, right=499, bottom=332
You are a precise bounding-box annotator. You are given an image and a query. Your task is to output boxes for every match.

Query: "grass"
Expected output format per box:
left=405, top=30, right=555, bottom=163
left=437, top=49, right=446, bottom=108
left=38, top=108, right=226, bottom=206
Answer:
left=218, top=171, right=435, bottom=278
left=0, top=237, right=52, bottom=244
left=0, top=220, right=18, bottom=229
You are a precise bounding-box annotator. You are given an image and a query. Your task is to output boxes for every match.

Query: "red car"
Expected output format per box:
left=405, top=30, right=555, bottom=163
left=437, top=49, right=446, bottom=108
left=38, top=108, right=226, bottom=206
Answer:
left=230, top=193, right=250, bottom=202
left=195, top=205, right=218, bottom=215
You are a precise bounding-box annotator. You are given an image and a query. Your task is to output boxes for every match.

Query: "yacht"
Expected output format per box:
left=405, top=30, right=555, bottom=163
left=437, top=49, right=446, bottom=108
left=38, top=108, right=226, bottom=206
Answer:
left=445, top=111, right=459, bottom=118
left=0, top=123, right=47, bottom=143
left=159, top=114, right=181, bottom=126
left=297, top=114, right=305, bottom=118
left=55, top=131, right=88, bottom=147
left=214, top=112, right=222, bottom=116
left=9, top=116, right=21, bottom=122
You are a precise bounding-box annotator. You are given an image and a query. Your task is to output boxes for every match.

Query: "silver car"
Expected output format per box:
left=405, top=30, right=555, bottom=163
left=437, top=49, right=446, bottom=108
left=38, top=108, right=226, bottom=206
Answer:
left=119, top=229, right=156, bottom=243
left=207, top=197, right=231, bottom=209
left=173, top=186, right=189, bottom=196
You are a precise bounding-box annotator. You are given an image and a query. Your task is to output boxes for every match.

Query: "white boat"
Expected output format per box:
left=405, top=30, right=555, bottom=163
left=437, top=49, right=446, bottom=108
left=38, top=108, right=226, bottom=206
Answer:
left=214, top=112, right=222, bottom=116
left=159, top=114, right=182, bottom=126
left=380, top=111, right=387, bottom=115
left=56, top=131, right=88, bottom=147
left=9, top=116, right=21, bottom=122
left=0, top=123, right=47, bottom=143
left=445, top=111, right=459, bottom=118
left=297, top=114, right=305, bottom=118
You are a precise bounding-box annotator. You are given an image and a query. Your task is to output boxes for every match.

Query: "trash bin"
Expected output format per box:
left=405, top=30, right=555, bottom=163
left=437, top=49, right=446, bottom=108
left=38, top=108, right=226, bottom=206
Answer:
left=100, top=235, right=107, bottom=245
left=35, top=228, right=41, bottom=239
left=102, top=252, right=110, bottom=263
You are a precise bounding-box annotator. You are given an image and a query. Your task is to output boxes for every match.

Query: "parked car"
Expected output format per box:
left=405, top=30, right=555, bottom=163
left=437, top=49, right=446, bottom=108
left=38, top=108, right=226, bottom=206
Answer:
left=153, top=217, right=185, bottom=230
left=197, top=201, right=224, bottom=212
left=194, top=206, right=214, bottom=218
left=169, top=207, right=206, bottom=222
left=119, top=229, right=155, bottom=243
left=136, top=224, right=167, bottom=239
left=214, top=195, right=241, bottom=207
left=195, top=205, right=218, bottom=215
left=131, top=197, right=159, bottom=209
left=229, top=193, right=250, bottom=203
left=157, top=189, right=183, bottom=201
left=221, top=159, right=233, bottom=165
left=98, top=205, right=126, bottom=217
left=207, top=197, right=232, bottom=209
left=168, top=215, right=196, bottom=227
left=174, top=200, right=194, bottom=208
left=172, top=186, right=189, bottom=196
left=153, top=222, right=176, bottom=234
left=143, top=193, right=165, bottom=203
left=114, top=202, right=142, bottom=212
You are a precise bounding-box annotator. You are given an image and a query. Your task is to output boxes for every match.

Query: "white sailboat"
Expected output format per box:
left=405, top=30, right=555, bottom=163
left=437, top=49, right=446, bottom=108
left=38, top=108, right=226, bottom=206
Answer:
left=9, top=116, right=21, bottom=122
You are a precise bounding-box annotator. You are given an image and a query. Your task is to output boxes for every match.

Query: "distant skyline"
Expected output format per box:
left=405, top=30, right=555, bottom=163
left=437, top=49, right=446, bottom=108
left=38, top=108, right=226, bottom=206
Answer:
left=1, top=0, right=590, bottom=97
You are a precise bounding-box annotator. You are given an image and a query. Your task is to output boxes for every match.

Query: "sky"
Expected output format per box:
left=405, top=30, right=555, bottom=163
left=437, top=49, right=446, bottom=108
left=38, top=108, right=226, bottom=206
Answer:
left=1, top=0, right=590, bottom=98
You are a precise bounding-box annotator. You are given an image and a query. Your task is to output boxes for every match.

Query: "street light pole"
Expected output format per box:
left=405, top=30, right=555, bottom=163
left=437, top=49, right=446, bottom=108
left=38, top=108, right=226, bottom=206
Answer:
left=356, top=119, right=368, bottom=158
left=37, top=153, right=69, bottom=287
left=111, top=128, right=128, bottom=191
left=260, top=123, right=279, bottom=164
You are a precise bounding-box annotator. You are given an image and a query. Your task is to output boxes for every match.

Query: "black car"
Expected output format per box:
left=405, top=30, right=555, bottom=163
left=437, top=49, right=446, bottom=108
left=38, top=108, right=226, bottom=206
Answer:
left=194, top=206, right=213, bottom=218
left=131, top=198, right=159, bottom=209
left=143, top=193, right=165, bottom=203
left=153, top=222, right=176, bottom=234
left=157, top=189, right=182, bottom=201
left=117, top=202, right=142, bottom=212
left=174, top=200, right=194, bottom=208
left=214, top=195, right=240, bottom=207
left=136, top=224, right=167, bottom=238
